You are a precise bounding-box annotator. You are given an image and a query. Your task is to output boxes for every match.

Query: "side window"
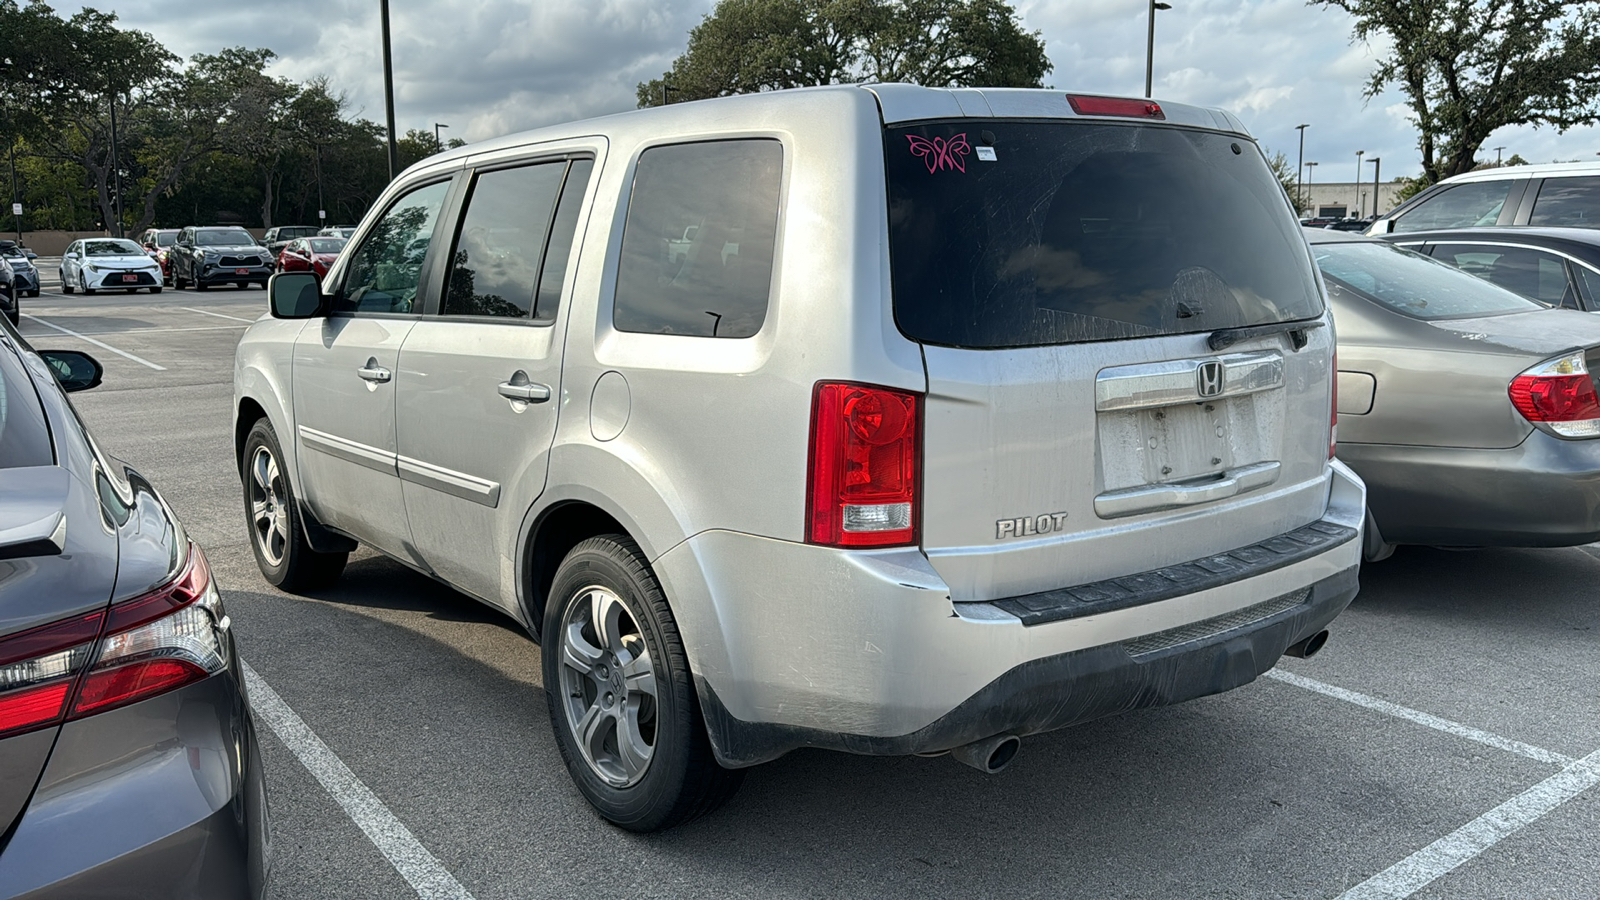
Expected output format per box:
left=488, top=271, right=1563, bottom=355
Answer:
left=1434, top=244, right=1574, bottom=307
left=335, top=179, right=451, bottom=315
left=1574, top=265, right=1600, bottom=311
left=1529, top=176, right=1600, bottom=229
left=441, top=161, right=568, bottom=319
left=1391, top=181, right=1515, bottom=233
left=533, top=159, right=594, bottom=321
left=613, top=140, right=782, bottom=338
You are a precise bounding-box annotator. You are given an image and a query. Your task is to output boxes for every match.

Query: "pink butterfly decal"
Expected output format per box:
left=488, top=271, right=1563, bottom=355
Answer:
left=906, top=133, right=972, bottom=173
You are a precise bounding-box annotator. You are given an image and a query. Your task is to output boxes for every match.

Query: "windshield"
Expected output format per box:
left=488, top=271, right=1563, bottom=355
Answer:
left=886, top=120, right=1322, bottom=348
left=154, top=233, right=176, bottom=247
left=309, top=238, right=346, bottom=253
left=84, top=239, right=144, bottom=256
left=197, top=231, right=256, bottom=246
left=1, top=247, right=28, bottom=261
left=1313, top=240, right=1543, bottom=319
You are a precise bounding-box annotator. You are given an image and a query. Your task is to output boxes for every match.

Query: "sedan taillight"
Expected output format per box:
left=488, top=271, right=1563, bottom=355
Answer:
left=1509, top=352, right=1600, bottom=439
left=0, top=543, right=228, bottom=738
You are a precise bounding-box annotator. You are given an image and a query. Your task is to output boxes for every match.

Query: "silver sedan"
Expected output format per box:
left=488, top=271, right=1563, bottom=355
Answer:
left=1310, top=228, right=1600, bottom=557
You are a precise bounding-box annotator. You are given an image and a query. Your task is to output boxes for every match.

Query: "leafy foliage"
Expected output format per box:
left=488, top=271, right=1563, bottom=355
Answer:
left=1316, top=0, right=1600, bottom=185
left=637, top=0, right=1051, bottom=106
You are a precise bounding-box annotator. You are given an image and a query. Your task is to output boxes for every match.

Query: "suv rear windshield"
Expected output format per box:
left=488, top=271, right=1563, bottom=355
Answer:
left=885, top=120, right=1322, bottom=348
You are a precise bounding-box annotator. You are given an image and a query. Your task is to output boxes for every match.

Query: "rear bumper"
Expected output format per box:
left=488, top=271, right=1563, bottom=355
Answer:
left=657, top=460, right=1365, bottom=767
left=0, top=659, right=269, bottom=899
left=1340, top=431, right=1600, bottom=547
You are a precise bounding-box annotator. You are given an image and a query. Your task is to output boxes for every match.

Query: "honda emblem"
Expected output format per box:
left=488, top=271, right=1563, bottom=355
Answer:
left=1196, top=360, right=1224, bottom=398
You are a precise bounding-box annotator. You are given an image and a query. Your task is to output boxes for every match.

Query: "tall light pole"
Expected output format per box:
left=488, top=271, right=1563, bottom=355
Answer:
left=1367, top=156, right=1381, bottom=218
left=1494, top=146, right=1505, bottom=165
left=434, top=122, right=448, bottom=148
left=1304, top=161, right=1318, bottom=215
left=108, top=94, right=123, bottom=237
left=380, top=0, right=399, bottom=181
left=1145, top=0, right=1173, bottom=99
left=1295, top=123, right=1309, bottom=214
left=1354, top=150, right=1363, bottom=216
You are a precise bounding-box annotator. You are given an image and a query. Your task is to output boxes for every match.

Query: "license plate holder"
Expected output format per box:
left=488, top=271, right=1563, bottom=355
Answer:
left=121, top=274, right=138, bottom=283
left=235, top=268, right=250, bottom=275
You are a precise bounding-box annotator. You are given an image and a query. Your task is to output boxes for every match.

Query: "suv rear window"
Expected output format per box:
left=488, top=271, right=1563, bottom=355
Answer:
left=1529, top=176, right=1600, bottom=228
left=885, top=121, right=1321, bottom=348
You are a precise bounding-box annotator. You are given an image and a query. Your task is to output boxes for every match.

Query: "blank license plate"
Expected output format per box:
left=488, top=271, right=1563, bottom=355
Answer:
left=121, top=274, right=138, bottom=283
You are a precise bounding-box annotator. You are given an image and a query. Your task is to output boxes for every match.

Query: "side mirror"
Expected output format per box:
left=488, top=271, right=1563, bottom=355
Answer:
left=39, top=350, right=104, bottom=392
left=269, top=271, right=324, bottom=319
left=63, top=251, right=77, bottom=259
left=24, top=251, right=36, bottom=260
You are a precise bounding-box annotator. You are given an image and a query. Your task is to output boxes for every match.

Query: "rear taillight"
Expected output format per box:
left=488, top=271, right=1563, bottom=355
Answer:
left=1508, top=353, right=1600, bottom=438
left=0, top=543, right=228, bottom=738
left=1066, top=95, right=1166, bottom=120
left=807, top=382, right=921, bottom=548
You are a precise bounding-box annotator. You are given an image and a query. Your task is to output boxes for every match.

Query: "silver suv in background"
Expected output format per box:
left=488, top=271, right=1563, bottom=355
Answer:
left=234, top=85, right=1365, bottom=831
left=1370, top=161, right=1600, bottom=235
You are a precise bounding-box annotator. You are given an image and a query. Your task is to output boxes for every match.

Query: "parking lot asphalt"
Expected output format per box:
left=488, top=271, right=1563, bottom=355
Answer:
left=13, top=278, right=1600, bottom=899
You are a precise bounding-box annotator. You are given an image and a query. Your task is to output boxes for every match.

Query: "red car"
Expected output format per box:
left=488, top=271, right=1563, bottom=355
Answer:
left=137, top=228, right=181, bottom=285
left=276, top=236, right=347, bottom=280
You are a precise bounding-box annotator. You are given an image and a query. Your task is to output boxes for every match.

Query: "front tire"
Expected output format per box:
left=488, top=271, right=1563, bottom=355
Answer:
left=60, top=272, right=74, bottom=295
left=242, top=420, right=348, bottom=591
left=543, top=535, right=742, bottom=832
left=81, top=272, right=95, bottom=296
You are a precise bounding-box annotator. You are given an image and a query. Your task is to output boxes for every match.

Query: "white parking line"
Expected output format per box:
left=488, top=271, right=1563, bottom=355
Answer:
left=20, top=314, right=166, bottom=371
left=181, top=306, right=258, bottom=323
left=1338, top=748, right=1600, bottom=899
left=241, top=661, right=477, bottom=900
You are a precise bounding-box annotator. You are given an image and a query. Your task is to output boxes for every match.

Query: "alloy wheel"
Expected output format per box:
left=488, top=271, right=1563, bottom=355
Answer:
left=247, top=445, right=290, bottom=568
left=558, top=586, right=659, bottom=787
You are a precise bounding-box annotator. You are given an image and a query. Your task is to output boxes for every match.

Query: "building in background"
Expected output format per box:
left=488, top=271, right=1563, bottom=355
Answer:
left=1297, top=181, right=1408, bottom=219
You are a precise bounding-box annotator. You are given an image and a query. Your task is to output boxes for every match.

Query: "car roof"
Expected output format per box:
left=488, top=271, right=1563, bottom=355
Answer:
left=1436, top=161, right=1600, bottom=185
left=1381, top=226, right=1600, bottom=253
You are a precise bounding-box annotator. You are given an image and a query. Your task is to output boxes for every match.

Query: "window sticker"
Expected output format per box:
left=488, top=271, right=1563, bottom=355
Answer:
left=976, top=146, right=997, bottom=162
left=906, top=133, right=971, bottom=173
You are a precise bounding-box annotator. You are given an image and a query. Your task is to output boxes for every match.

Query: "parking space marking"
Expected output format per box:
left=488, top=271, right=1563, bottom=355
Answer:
left=20, top=313, right=167, bottom=371
left=1265, top=669, right=1573, bottom=766
left=181, top=306, right=258, bottom=323
left=1339, top=748, right=1600, bottom=899
left=241, top=661, right=477, bottom=900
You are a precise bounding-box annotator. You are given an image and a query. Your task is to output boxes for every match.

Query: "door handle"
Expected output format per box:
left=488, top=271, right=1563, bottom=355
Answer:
left=357, top=361, right=392, bottom=383
left=498, top=380, right=551, bottom=403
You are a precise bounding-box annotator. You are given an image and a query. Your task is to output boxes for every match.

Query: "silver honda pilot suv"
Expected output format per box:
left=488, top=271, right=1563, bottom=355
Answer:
left=234, top=84, right=1366, bottom=831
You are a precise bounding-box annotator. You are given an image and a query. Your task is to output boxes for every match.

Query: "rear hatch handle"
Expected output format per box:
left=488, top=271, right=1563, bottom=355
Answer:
left=1094, top=461, right=1281, bottom=519
left=1208, top=319, right=1324, bottom=352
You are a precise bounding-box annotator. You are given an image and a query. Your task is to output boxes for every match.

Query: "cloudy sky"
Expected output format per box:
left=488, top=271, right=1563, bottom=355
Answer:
left=99, top=0, right=1600, bottom=185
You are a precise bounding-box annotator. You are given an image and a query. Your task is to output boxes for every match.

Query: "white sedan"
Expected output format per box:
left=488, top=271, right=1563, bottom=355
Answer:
left=60, top=238, right=165, bottom=295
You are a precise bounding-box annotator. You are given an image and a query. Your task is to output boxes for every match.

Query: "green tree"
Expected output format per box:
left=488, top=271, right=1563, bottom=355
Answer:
left=638, top=0, right=1051, bottom=106
left=1262, top=148, right=1301, bottom=211
left=1315, top=0, right=1600, bottom=187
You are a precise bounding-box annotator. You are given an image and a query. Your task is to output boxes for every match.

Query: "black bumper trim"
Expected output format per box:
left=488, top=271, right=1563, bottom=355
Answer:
left=987, top=519, right=1357, bottom=626
left=697, top=565, right=1359, bottom=768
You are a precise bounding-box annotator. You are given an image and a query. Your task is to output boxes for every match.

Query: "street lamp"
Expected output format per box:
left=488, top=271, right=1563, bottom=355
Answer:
left=1494, top=146, right=1506, bottom=165
left=1295, top=124, right=1309, bottom=214
left=434, top=123, right=449, bottom=148
left=1304, top=161, right=1318, bottom=215
left=1354, top=150, right=1363, bottom=216
left=1367, top=156, right=1381, bottom=218
left=380, top=0, right=399, bottom=181
left=1145, top=0, right=1173, bottom=99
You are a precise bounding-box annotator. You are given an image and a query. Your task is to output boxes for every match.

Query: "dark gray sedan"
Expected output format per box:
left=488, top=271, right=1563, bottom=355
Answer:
left=1310, top=228, right=1600, bottom=557
left=0, top=321, right=267, bottom=897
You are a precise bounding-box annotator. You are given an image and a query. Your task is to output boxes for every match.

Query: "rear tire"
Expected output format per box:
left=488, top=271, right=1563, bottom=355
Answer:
left=543, top=535, right=743, bottom=832
left=242, top=419, right=348, bottom=592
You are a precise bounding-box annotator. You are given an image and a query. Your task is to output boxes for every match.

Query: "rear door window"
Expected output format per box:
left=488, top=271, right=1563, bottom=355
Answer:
left=1430, top=243, right=1576, bottom=308
left=1529, top=176, right=1600, bottom=229
left=1391, top=181, right=1515, bottom=233
left=886, top=121, right=1321, bottom=348
left=613, top=140, right=782, bottom=338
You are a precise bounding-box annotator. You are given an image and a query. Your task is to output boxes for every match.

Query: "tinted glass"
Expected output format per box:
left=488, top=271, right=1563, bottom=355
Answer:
left=1313, top=241, right=1542, bottom=319
left=614, top=140, right=781, bottom=338
left=1430, top=244, right=1574, bottom=307
left=0, top=345, right=54, bottom=469
left=308, top=238, right=346, bottom=253
left=1529, top=176, right=1600, bottom=228
left=442, top=162, right=567, bottom=319
left=154, top=233, right=176, bottom=247
left=84, top=239, right=144, bottom=255
left=887, top=122, right=1321, bottom=348
left=336, top=179, right=451, bottom=315
left=534, top=159, right=594, bottom=320
left=196, top=230, right=256, bottom=246
left=1391, top=181, right=1513, bottom=233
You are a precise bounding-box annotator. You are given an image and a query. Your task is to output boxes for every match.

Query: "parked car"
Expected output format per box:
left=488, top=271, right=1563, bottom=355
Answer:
left=1379, top=226, right=1600, bottom=310
left=137, top=228, right=181, bottom=285
left=0, top=256, right=14, bottom=324
left=261, top=225, right=320, bottom=259
left=1308, top=227, right=1600, bottom=556
left=316, top=225, right=356, bottom=239
left=275, top=236, right=346, bottom=280
left=59, top=238, right=164, bottom=295
left=0, top=240, right=41, bottom=298
left=236, top=84, right=1364, bottom=831
left=0, top=318, right=268, bottom=897
left=1324, top=218, right=1373, bottom=232
left=1369, top=161, right=1600, bottom=235
left=170, top=227, right=273, bottom=291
